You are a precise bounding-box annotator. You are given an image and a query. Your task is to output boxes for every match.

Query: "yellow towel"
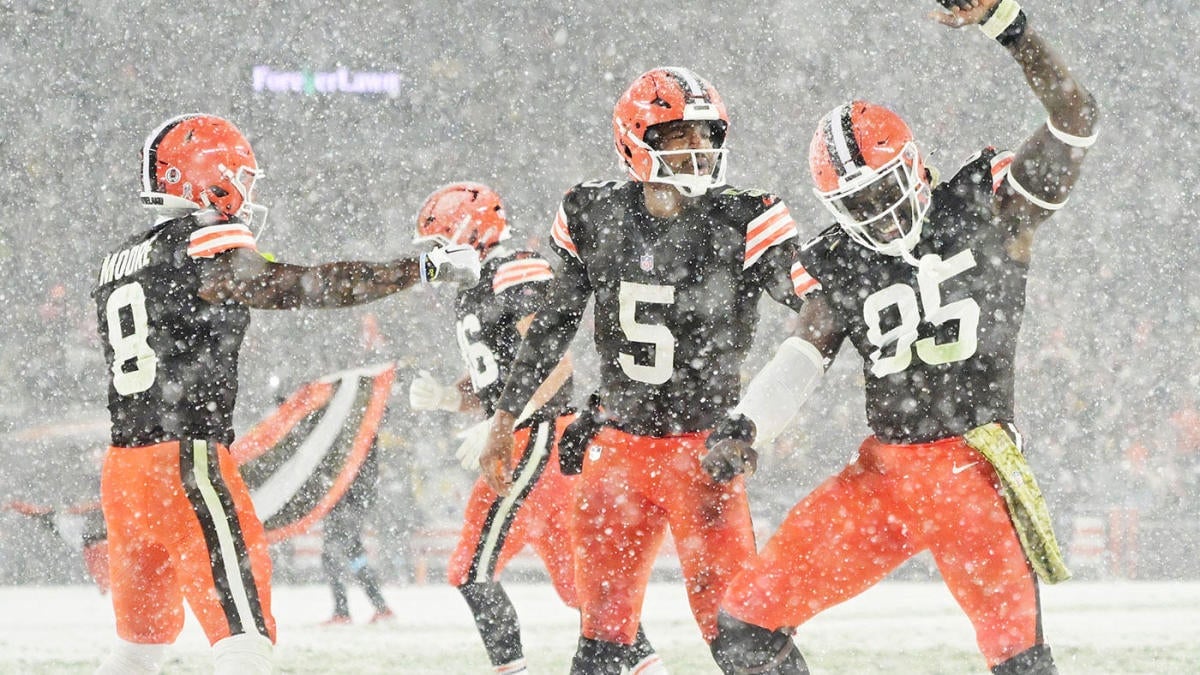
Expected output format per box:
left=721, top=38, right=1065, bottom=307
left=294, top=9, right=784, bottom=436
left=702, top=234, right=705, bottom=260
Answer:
left=964, top=423, right=1071, bottom=584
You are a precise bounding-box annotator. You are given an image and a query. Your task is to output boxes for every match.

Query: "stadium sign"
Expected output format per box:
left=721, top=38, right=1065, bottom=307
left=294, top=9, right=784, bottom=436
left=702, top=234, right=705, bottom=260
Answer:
left=252, top=65, right=402, bottom=97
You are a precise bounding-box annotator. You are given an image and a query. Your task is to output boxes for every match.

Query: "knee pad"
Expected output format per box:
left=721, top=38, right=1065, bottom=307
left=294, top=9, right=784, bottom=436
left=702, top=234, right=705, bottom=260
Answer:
left=709, top=611, right=808, bottom=675
left=213, top=633, right=273, bottom=675
left=95, top=639, right=167, bottom=675
left=992, top=644, right=1056, bottom=675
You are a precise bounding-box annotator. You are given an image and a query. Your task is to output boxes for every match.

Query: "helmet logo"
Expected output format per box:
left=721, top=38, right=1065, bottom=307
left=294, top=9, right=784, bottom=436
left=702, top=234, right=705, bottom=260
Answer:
left=163, top=167, right=182, bottom=184
left=181, top=183, right=193, bottom=201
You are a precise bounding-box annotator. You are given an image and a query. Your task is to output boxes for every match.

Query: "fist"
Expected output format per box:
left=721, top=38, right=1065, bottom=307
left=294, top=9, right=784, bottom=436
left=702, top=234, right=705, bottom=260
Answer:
left=423, top=243, right=481, bottom=285
left=931, top=0, right=1000, bottom=28
left=701, top=439, right=759, bottom=484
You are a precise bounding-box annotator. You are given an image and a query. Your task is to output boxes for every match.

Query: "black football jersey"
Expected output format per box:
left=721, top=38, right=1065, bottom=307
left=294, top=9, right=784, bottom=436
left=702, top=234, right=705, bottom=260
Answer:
left=454, top=248, right=571, bottom=417
left=92, top=214, right=258, bottom=447
left=796, top=148, right=1028, bottom=443
left=498, top=180, right=806, bottom=436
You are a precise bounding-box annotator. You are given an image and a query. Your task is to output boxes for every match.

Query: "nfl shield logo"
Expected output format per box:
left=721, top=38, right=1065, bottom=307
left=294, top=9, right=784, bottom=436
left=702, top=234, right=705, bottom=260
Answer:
left=639, top=251, right=654, bottom=272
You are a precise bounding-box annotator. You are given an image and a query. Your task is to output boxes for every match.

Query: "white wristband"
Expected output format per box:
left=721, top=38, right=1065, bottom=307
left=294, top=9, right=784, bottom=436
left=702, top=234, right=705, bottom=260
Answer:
left=979, top=0, right=1022, bottom=41
left=1046, top=118, right=1098, bottom=148
left=1006, top=171, right=1067, bottom=211
left=733, top=337, right=825, bottom=445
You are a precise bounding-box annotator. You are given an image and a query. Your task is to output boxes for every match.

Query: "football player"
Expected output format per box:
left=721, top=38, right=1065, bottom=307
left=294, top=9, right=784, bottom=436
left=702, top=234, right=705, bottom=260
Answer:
left=478, top=67, right=808, bottom=673
left=702, top=2, right=1099, bottom=673
left=407, top=182, right=662, bottom=675
left=91, top=114, right=479, bottom=675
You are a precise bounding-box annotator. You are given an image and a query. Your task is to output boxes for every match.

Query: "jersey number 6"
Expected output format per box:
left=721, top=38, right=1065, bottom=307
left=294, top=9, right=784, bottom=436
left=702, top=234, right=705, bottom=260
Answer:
left=455, top=314, right=501, bottom=389
left=104, top=281, right=159, bottom=395
left=617, top=281, right=675, bottom=385
left=863, top=250, right=980, bottom=377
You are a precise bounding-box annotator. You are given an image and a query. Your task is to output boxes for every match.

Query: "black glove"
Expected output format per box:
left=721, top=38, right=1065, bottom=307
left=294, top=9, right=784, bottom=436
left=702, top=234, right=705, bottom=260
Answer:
left=936, top=0, right=975, bottom=9
left=701, top=414, right=759, bottom=484
left=558, top=392, right=604, bottom=475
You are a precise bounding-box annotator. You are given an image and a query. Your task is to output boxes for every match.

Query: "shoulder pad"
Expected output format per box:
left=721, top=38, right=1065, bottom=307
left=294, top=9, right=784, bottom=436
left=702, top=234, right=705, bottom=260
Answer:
left=734, top=190, right=797, bottom=270
left=492, top=253, right=554, bottom=295
left=185, top=218, right=257, bottom=259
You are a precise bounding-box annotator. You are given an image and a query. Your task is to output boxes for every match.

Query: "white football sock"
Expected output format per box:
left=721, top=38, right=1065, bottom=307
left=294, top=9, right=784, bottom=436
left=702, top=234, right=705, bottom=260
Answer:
left=213, top=633, right=273, bottom=675
left=94, top=639, right=166, bottom=675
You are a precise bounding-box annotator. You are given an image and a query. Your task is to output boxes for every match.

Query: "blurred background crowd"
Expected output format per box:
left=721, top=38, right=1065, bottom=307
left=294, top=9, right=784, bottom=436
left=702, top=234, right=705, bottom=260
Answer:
left=1, top=0, right=1197, bottom=583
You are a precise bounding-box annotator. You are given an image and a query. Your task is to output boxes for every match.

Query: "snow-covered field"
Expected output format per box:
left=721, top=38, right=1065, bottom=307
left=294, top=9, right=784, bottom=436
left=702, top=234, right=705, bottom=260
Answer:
left=1, top=580, right=1197, bottom=674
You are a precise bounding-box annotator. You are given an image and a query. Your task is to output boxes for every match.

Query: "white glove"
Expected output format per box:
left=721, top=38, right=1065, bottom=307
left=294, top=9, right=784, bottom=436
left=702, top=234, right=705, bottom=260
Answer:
left=455, top=419, right=492, bottom=471
left=408, top=371, right=463, bottom=412
left=421, top=243, right=481, bottom=285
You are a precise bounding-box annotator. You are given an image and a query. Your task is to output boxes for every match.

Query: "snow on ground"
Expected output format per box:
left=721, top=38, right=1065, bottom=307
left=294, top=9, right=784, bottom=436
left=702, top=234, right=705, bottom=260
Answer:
left=0, top=580, right=1197, bottom=674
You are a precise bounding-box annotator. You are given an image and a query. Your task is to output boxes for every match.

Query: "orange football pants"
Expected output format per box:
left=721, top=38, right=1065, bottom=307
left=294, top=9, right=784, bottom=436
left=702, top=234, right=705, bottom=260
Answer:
left=723, top=435, right=1044, bottom=667
left=447, top=415, right=579, bottom=608
left=575, top=427, right=756, bottom=645
left=101, top=439, right=275, bottom=645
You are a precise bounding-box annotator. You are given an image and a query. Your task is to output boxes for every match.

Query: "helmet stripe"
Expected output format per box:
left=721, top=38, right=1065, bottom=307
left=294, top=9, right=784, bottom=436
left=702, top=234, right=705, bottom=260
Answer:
left=142, top=113, right=201, bottom=192
left=822, top=104, right=865, bottom=178
left=663, top=67, right=707, bottom=101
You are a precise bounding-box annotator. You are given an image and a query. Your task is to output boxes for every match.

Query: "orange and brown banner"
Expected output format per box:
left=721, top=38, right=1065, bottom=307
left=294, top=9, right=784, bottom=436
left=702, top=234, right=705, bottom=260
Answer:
left=233, top=362, right=395, bottom=543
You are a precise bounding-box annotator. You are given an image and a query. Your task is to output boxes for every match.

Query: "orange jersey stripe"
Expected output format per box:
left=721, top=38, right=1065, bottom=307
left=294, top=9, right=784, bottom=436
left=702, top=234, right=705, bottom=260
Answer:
left=187, top=224, right=257, bottom=258
left=551, top=206, right=579, bottom=258
left=990, top=152, right=1014, bottom=194
left=744, top=203, right=798, bottom=268
left=790, top=261, right=821, bottom=297
left=493, top=259, right=555, bottom=294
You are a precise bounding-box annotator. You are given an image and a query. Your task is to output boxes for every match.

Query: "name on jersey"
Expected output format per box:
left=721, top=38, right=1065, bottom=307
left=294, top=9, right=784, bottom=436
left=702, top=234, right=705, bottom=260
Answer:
left=98, top=235, right=157, bottom=286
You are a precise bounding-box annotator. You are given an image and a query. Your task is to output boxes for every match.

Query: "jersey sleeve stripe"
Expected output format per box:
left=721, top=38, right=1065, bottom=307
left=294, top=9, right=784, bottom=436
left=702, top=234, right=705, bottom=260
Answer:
left=790, top=261, right=822, bottom=297
left=188, top=234, right=258, bottom=258
left=187, top=224, right=258, bottom=258
left=550, top=206, right=579, bottom=259
left=744, top=206, right=798, bottom=269
left=492, top=260, right=555, bottom=294
left=990, top=151, right=1014, bottom=194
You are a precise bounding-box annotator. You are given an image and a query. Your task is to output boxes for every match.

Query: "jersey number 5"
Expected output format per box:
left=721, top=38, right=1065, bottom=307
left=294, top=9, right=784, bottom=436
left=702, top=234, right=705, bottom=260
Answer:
left=104, top=281, right=159, bottom=395
left=862, top=250, right=980, bottom=377
left=456, top=314, right=500, bottom=389
left=617, top=281, right=675, bottom=385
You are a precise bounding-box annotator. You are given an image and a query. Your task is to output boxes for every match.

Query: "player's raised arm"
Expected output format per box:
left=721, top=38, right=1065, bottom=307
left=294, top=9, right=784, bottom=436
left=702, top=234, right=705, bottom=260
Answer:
left=933, top=0, right=1099, bottom=252
left=197, top=243, right=480, bottom=309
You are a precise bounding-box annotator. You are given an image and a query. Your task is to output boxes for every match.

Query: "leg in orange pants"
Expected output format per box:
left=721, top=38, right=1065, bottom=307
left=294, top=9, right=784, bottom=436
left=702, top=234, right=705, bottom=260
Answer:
left=576, top=428, right=756, bottom=645
left=102, top=439, right=275, bottom=647
left=723, top=435, right=1044, bottom=668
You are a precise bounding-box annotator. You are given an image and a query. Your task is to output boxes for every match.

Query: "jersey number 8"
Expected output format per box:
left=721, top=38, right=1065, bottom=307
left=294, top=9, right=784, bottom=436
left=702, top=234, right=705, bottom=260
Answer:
left=104, top=281, right=159, bottom=395
left=863, top=250, right=980, bottom=377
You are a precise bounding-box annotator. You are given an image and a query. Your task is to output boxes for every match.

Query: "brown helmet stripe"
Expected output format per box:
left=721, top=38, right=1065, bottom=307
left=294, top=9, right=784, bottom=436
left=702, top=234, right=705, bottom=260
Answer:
left=822, top=103, right=865, bottom=179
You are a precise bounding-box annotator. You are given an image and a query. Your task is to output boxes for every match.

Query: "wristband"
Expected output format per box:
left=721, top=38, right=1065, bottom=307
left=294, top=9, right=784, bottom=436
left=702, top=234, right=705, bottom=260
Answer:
left=1046, top=118, right=1098, bottom=148
left=979, top=0, right=1027, bottom=47
left=418, top=252, right=438, bottom=283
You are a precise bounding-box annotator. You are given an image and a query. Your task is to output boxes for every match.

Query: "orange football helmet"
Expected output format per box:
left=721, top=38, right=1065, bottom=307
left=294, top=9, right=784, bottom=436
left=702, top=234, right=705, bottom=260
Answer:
left=140, top=114, right=266, bottom=228
left=414, top=182, right=510, bottom=254
left=612, top=67, right=729, bottom=197
left=809, top=101, right=931, bottom=257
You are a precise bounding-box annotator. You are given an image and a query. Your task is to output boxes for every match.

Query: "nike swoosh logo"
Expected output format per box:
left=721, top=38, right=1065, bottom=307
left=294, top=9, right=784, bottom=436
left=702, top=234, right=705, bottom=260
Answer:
left=952, top=462, right=979, bottom=475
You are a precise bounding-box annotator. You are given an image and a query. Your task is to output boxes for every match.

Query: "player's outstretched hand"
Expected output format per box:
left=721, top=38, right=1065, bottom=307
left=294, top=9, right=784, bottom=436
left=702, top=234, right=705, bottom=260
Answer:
left=422, top=243, right=481, bottom=285
left=480, top=411, right=516, bottom=495
left=454, top=419, right=491, bottom=471
left=409, top=371, right=462, bottom=412
left=930, top=0, right=998, bottom=28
